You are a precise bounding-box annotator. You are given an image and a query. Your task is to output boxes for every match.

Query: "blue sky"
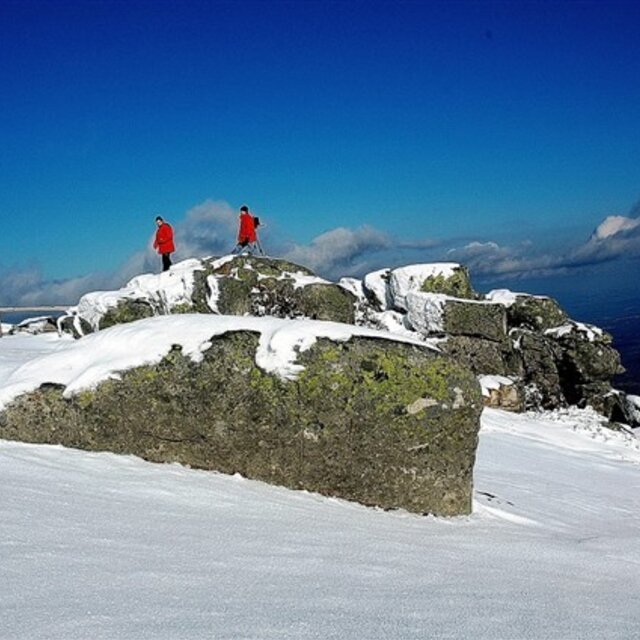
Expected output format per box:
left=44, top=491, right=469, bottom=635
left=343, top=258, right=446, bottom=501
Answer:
left=1, top=0, right=639, bottom=303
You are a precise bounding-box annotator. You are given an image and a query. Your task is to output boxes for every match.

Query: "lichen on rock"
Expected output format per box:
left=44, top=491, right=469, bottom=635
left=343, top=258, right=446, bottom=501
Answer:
left=0, top=327, right=482, bottom=516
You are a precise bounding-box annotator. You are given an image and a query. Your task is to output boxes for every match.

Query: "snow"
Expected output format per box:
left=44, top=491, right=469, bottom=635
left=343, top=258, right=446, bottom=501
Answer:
left=337, top=277, right=365, bottom=300
left=72, top=258, right=204, bottom=329
left=626, top=395, right=640, bottom=424
left=545, top=321, right=604, bottom=342
left=405, top=291, right=448, bottom=334
left=1, top=405, right=639, bottom=639
left=485, top=288, right=547, bottom=307
left=362, top=268, right=391, bottom=309
left=388, top=262, right=460, bottom=311
left=273, top=271, right=331, bottom=289
left=478, top=374, right=515, bottom=397
left=371, top=310, right=415, bottom=337
left=0, top=314, right=432, bottom=410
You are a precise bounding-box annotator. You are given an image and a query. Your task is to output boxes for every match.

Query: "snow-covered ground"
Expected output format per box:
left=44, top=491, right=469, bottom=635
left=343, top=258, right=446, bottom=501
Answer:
left=1, top=333, right=640, bottom=639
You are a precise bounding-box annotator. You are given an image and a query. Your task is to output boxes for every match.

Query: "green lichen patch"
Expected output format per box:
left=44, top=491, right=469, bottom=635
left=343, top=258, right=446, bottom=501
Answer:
left=99, top=300, right=155, bottom=330
left=420, top=267, right=476, bottom=299
left=506, top=296, right=568, bottom=331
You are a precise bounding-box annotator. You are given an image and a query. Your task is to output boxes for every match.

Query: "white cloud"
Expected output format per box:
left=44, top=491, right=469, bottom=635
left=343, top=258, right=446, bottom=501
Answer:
left=590, top=215, right=640, bottom=241
left=282, top=226, right=392, bottom=277
left=2, top=199, right=639, bottom=307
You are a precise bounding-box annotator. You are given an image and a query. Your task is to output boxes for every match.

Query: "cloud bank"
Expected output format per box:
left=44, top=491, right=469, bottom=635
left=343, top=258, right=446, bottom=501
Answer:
left=1, top=199, right=638, bottom=307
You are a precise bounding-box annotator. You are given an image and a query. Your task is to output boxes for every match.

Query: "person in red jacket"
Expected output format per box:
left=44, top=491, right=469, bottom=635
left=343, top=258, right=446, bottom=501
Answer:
left=232, top=205, right=263, bottom=255
left=153, top=216, right=175, bottom=271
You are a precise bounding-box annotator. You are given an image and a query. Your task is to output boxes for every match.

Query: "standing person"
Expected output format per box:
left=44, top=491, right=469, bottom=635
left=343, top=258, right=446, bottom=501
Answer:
left=232, top=205, right=263, bottom=255
left=153, top=216, right=175, bottom=271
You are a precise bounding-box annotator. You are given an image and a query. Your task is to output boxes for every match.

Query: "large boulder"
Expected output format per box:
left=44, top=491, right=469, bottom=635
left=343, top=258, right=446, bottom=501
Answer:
left=389, top=263, right=476, bottom=309
left=545, top=322, right=624, bottom=384
left=487, top=290, right=568, bottom=331
left=0, top=315, right=483, bottom=516
left=440, top=335, right=511, bottom=376
left=405, top=293, right=507, bottom=342
left=361, top=263, right=476, bottom=313
left=508, top=329, right=566, bottom=409
left=200, top=255, right=357, bottom=323
left=69, top=256, right=357, bottom=331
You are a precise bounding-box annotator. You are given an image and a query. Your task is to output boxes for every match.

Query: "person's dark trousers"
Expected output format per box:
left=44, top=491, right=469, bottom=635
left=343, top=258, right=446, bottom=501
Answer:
left=162, top=253, right=172, bottom=271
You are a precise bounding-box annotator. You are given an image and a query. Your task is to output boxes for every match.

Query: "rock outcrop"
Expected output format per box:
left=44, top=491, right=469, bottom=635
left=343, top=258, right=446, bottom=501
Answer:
left=2, top=254, right=636, bottom=518
left=0, top=316, right=483, bottom=516
left=52, top=255, right=636, bottom=426
left=349, top=267, right=634, bottom=426
left=65, top=256, right=356, bottom=332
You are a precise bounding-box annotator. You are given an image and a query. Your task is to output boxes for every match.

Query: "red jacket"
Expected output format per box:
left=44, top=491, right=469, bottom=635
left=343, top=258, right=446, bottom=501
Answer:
left=154, top=222, right=175, bottom=254
left=237, top=212, right=257, bottom=243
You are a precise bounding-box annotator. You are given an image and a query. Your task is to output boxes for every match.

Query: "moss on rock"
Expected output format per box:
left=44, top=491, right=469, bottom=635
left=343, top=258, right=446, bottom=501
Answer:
left=506, top=295, right=568, bottom=331
left=99, top=300, right=155, bottom=330
left=440, top=335, right=511, bottom=375
left=0, top=331, right=482, bottom=516
left=442, top=300, right=507, bottom=341
left=291, top=284, right=356, bottom=323
left=420, top=266, right=476, bottom=299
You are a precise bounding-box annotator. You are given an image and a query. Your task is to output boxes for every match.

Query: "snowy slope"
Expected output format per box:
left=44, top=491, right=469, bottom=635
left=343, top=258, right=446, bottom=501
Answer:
left=1, top=407, right=640, bottom=640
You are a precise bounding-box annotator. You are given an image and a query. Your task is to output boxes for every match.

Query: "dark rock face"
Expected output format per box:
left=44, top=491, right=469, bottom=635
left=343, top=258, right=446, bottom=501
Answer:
left=548, top=325, right=624, bottom=384
left=99, top=300, right=156, bottom=330
left=509, top=330, right=566, bottom=410
left=441, top=336, right=511, bottom=376
left=505, top=295, right=568, bottom=332
left=206, top=256, right=356, bottom=323
left=58, top=315, right=94, bottom=338
left=72, top=256, right=357, bottom=328
left=441, top=300, right=506, bottom=341
left=0, top=332, right=483, bottom=516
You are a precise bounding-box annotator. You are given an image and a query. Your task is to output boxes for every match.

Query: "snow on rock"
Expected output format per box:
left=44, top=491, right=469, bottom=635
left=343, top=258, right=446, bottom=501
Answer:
left=72, top=258, right=204, bottom=329
left=206, top=275, right=221, bottom=312
left=405, top=292, right=448, bottom=334
left=544, top=321, right=604, bottom=342
left=388, top=262, right=459, bottom=311
left=362, top=268, right=391, bottom=309
left=485, top=289, right=547, bottom=307
left=0, top=314, right=432, bottom=410
left=626, top=395, right=640, bottom=425
left=370, top=309, right=435, bottom=343
left=12, top=316, right=58, bottom=335
left=478, top=374, right=515, bottom=398
left=338, top=277, right=366, bottom=301
left=273, top=271, right=331, bottom=290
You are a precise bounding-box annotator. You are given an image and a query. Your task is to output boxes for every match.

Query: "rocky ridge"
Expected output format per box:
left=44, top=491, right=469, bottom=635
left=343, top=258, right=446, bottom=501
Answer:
left=50, top=255, right=636, bottom=427
left=1, top=254, right=636, bottom=515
